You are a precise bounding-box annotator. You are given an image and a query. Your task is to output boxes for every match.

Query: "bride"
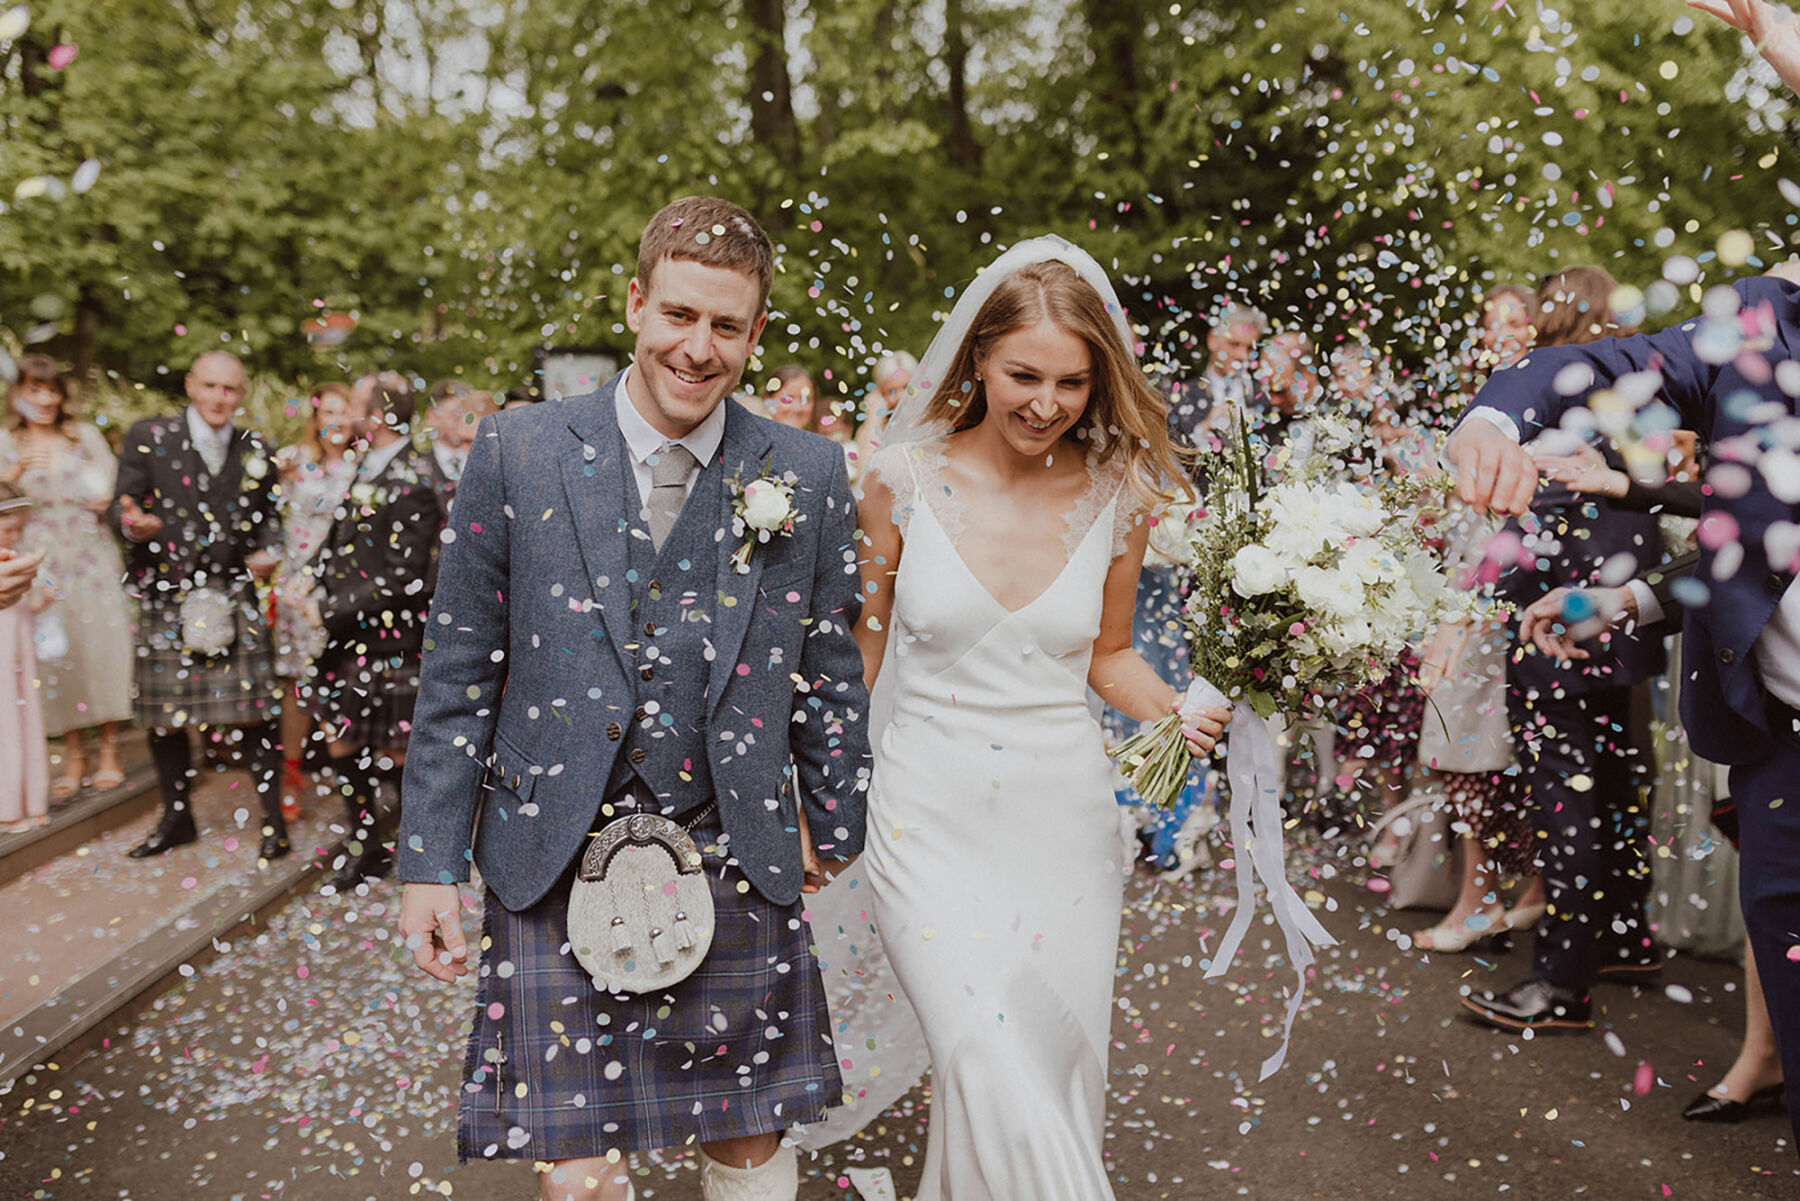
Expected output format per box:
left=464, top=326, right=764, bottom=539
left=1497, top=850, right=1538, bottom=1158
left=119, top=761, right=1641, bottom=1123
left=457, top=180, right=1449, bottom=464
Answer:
left=802, top=237, right=1229, bottom=1199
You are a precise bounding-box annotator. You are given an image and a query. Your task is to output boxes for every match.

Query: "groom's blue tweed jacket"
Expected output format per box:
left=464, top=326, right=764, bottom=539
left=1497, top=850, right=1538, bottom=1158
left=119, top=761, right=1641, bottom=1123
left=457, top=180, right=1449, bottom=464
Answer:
left=398, top=375, right=871, bottom=910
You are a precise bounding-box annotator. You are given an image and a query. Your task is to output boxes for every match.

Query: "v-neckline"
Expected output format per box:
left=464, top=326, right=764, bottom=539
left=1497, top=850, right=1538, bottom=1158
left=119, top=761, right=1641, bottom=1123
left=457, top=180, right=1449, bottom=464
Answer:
left=917, top=488, right=1110, bottom=617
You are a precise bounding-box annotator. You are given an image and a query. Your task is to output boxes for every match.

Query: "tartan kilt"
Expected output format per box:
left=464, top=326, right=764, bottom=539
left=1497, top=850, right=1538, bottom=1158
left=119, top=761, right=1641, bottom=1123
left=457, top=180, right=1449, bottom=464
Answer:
left=457, top=813, right=843, bottom=1162
left=304, top=633, right=420, bottom=750
left=132, top=597, right=280, bottom=728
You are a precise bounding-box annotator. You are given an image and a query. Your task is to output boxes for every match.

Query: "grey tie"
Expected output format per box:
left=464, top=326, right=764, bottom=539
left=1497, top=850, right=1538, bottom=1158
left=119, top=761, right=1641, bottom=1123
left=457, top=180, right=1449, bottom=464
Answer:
left=646, top=442, right=699, bottom=552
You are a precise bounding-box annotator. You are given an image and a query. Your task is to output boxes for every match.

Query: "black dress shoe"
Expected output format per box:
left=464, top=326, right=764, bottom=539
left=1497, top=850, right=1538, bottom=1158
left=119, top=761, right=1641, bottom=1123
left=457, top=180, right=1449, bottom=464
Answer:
left=259, top=833, right=291, bottom=861
left=128, top=813, right=198, bottom=859
left=1462, top=978, right=1593, bottom=1032
left=1682, top=1082, right=1786, bottom=1123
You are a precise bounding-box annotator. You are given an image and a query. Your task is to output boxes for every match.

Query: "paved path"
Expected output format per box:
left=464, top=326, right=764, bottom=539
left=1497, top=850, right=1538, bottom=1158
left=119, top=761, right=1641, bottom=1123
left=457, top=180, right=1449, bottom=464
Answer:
left=1, top=843, right=1794, bottom=1200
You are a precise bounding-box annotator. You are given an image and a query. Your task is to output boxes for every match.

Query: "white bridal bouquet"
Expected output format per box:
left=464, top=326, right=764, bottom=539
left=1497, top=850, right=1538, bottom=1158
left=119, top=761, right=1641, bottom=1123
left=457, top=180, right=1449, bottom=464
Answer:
left=1113, top=413, right=1466, bottom=806
left=1112, top=412, right=1470, bottom=1079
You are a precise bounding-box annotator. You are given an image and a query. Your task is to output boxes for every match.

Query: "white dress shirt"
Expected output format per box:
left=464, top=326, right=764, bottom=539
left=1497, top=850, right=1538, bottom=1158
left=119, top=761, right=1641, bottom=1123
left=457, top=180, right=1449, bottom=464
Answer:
left=432, top=440, right=468, bottom=482
left=1467, top=403, right=1800, bottom=707
left=359, top=435, right=409, bottom=482
left=185, top=405, right=234, bottom=476
left=614, top=366, right=726, bottom=510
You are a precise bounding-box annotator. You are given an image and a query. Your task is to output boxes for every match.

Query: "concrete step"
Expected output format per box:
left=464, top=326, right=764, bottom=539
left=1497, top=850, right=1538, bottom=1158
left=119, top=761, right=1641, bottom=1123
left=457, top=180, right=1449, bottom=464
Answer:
left=0, top=770, right=387, bottom=1086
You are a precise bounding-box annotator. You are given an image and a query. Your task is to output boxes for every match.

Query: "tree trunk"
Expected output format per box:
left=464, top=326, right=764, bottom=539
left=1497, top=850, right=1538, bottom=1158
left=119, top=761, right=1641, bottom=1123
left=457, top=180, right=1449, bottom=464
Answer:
left=1081, top=0, right=1145, bottom=169
left=942, top=0, right=982, bottom=176
left=746, top=0, right=800, bottom=173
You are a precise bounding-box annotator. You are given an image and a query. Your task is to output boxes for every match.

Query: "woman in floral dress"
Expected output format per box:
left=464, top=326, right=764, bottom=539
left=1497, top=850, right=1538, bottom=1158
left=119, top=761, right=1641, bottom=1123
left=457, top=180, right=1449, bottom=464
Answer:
left=0, top=355, right=133, bottom=798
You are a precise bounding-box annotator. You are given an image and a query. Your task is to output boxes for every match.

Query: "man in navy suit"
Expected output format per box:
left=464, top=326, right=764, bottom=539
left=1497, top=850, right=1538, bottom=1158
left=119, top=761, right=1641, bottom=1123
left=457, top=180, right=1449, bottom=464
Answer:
left=396, top=197, right=871, bottom=1201
left=1447, top=259, right=1800, bottom=1149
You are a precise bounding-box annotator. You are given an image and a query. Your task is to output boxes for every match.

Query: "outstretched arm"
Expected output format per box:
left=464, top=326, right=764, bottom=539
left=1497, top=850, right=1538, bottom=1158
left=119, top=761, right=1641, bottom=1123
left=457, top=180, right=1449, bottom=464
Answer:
left=1692, top=0, right=1800, bottom=92
left=1444, top=313, right=1725, bottom=514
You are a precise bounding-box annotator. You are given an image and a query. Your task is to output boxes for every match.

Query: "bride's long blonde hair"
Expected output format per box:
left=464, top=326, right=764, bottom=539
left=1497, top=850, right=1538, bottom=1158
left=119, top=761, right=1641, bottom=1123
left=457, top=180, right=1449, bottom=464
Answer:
left=918, top=261, right=1191, bottom=511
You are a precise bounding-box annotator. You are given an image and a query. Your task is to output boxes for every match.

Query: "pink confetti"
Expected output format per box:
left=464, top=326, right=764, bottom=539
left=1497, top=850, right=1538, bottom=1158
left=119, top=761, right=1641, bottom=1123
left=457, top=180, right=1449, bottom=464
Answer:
left=1633, top=1061, right=1654, bottom=1096
left=47, top=43, right=76, bottom=69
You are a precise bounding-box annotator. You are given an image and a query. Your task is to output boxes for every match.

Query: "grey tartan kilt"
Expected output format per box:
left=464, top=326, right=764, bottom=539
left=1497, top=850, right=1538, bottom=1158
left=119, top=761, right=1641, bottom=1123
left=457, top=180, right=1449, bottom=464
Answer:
left=303, top=636, right=420, bottom=750
left=132, top=598, right=280, bottom=728
left=457, top=814, right=843, bottom=1162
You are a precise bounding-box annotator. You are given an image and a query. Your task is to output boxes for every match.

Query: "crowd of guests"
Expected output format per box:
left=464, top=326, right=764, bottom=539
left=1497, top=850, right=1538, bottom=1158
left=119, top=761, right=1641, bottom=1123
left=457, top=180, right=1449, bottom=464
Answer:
left=0, top=261, right=1776, bottom=1133
left=1136, top=266, right=1776, bottom=1128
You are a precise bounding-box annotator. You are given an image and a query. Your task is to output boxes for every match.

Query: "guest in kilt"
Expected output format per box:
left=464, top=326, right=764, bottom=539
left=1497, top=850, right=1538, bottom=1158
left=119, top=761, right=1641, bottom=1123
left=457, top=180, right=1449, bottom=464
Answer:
left=111, top=351, right=289, bottom=861
left=304, top=372, right=444, bottom=891
left=396, top=196, right=871, bottom=1201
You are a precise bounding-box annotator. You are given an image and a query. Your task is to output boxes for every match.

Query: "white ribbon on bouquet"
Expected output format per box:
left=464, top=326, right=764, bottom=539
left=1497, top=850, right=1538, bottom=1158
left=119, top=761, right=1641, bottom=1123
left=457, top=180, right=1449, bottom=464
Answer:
left=1180, top=677, right=1337, bottom=1080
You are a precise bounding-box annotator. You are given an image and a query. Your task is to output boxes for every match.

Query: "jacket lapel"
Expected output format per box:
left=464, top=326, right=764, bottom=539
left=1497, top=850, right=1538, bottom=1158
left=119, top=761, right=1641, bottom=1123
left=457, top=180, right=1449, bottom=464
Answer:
left=560, top=376, right=639, bottom=680
left=707, top=401, right=774, bottom=715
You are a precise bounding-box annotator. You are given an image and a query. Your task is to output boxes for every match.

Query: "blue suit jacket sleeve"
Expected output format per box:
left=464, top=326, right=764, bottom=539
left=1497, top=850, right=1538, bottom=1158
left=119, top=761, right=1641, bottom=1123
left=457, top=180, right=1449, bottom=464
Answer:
left=788, top=449, right=872, bottom=859
left=397, top=417, right=512, bottom=885
left=1465, top=310, right=1726, bottom=441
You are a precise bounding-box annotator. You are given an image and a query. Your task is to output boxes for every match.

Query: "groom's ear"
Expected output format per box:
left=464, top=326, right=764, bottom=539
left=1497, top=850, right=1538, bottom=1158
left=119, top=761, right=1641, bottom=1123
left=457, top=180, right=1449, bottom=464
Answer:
left=747, top=310, right=768, bottom=353
left=625, top=277, right=647, bottom=335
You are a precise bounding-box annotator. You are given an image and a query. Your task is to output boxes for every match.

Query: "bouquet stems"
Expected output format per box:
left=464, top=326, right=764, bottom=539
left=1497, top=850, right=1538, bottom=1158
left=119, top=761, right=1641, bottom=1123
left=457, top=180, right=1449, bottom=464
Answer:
left=1110, top=713, right=1191, bottom=809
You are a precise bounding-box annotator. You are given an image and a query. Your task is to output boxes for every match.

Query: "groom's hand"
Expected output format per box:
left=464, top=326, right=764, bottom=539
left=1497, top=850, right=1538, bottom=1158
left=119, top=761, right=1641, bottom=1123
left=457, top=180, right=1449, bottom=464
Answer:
left=399, top=882, right=470, bottom=982
left=796, top=806, right=857, bottom=893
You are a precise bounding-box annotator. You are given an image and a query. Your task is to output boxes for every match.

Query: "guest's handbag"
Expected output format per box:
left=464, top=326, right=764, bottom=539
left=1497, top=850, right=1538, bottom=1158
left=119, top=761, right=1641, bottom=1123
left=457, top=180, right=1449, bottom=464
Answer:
left=179, top=585, right=237, bottom=657
left=567, top=804, right=716, bottom=993
left=1370, top=788, right=1462, bottom=912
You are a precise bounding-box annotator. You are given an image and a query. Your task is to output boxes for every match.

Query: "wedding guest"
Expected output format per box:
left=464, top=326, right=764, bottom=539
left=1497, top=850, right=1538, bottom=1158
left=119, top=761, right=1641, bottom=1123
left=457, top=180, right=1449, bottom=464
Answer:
left=425, top=380, right=472, bottom=489
left=1513, top=527, right=1780, bottom=1125
left=112, top=351, right=289, bottom=862
left=272, top=382, right=361, bottom=816
left=763, top=363, right=817, bottom=430
left=1168, top=303, right=1267, bottom=451
left=1453, top=264, right=1667, bottom=1034
left=1410, top=503, right=1543, bottom=951
left=1467, top=283, right=1534, bottom=385
left=852, top=350, right=917, bottom=463
left=0, top=483, right=50, bottom=831
left=0, top=354, right=134, bottom=799
left=308, top=372, right=444, bottom=891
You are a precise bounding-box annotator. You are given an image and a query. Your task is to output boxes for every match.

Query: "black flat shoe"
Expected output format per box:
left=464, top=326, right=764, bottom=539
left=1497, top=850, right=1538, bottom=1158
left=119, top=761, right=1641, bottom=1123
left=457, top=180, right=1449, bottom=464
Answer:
left=1682, top=1083, right=1786, bottom=1123
left=1462, top=978, right=1593, bottom=1032
left=128, top=815, right=198, bottom=859
left=259, top=833, right=291, bottom=861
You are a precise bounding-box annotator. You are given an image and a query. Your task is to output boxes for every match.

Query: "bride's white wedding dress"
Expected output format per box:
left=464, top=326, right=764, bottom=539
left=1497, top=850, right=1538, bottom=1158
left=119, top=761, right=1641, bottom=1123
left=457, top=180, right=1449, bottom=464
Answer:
left=816, top=441, right=1140, bottom=1200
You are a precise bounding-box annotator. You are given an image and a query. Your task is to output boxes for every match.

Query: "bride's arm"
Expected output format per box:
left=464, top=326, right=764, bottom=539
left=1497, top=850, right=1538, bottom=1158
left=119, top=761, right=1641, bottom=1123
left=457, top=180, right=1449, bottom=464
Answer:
left=852, top=469, right=902, bottom=690
left=1088, top=520, right=1227, bottom=753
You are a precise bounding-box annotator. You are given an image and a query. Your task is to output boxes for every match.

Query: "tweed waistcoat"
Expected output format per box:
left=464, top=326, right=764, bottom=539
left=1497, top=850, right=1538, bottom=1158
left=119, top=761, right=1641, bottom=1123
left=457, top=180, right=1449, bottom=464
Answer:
left=603, top=453, right=722, bottom=813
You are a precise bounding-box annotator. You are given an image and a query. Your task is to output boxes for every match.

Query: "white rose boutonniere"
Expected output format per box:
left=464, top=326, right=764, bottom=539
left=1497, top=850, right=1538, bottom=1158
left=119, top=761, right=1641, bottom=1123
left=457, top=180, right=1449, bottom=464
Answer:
left=349, top=482, right=378, bottom=511
left=728, top=464, right=799, bottom=573
left=243, top=452, right=270, bottom=482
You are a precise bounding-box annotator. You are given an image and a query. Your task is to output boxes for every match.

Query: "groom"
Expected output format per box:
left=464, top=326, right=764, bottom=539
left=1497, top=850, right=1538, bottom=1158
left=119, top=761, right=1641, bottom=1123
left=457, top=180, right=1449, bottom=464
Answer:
left=396, top=196, right=871, bottom=1201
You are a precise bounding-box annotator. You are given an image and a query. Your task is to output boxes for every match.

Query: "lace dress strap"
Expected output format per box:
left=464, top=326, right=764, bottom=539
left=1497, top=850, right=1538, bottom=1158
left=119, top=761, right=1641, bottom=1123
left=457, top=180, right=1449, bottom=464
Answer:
left=1066, top=453, right=1144, bottom=561
left=864, top=442, right=922, bottom=538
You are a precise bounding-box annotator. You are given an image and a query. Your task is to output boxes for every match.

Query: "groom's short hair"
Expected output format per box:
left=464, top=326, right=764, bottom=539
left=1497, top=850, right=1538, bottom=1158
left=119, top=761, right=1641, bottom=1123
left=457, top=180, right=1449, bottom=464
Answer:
left=636, top=196, right=774, bottom=310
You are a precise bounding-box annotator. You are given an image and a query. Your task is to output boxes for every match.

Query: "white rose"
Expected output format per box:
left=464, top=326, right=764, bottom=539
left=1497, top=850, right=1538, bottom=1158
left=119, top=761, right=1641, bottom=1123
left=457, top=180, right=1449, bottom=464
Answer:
left=243, top=454, right=269, bottom=481
left=742, top=478, right=795, bottom=531
left=350, top=483, right=377, bottom=508
left=1296, top=564, right=1364, bottom=619
left=1230, top=544, right=1286, bottom=597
